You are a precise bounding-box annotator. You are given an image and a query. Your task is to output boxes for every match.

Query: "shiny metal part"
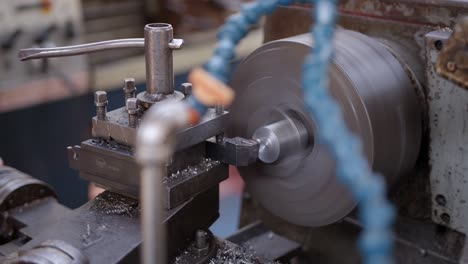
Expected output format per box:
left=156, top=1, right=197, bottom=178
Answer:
left=253, top=116, right=309, bottom=164
left=229, top=30, right=422, bottom=226
left=126, top=98, right=139, bottom=128
left=145, top=23, right=174, bottom=95
left=136, top=102, right=191, bottom=264
left=427, top=30, right=468, bottom=234
left=137, top=23, right=184, bottom=107
left=227, top=221, right=302, bottom=262
left=19, top=22, right=185, bottom=108
left=92, top=107, right=228, bottom=149
left=69, top=140, right=227, bottom=209
left=94, top=91, right=108, bottom=121
left=140, top=165, right=166, bottom=264
left=18, top=38, right=144, bottom=61
left=123, top=78, right=137, bottom=101
left=137, top=91, right=186, bottom=109
left=169, top=39, right=184, bottom=50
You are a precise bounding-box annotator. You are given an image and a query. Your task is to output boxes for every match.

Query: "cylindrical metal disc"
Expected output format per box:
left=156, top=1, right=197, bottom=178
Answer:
left=228, top=30, right=422, bottom=227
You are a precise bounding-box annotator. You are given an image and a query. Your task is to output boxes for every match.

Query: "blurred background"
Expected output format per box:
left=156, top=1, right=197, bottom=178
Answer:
left=0, top=0, right=260, bottom=238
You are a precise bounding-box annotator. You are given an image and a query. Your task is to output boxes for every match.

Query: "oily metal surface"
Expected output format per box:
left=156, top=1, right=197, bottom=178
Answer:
left=228, top=30, right=421, bottom=226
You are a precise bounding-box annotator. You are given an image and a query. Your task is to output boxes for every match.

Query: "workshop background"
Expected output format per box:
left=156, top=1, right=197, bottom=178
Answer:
left=0, top=0, right=258, bottom=238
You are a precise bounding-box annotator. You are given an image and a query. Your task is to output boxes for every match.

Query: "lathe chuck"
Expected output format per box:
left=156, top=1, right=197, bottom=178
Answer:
left=228, top=30, right=422, bottom=227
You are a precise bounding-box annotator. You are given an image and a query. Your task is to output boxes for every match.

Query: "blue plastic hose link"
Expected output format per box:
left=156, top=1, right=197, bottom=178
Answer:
left=193, top=1, right=396, bottom=263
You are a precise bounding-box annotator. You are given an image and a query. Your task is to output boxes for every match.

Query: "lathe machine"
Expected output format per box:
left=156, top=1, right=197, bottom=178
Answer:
left=1, top=1, right=468, bottom=263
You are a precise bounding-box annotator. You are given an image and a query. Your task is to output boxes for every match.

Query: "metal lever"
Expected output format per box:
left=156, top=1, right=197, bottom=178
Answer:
left=18, top=23, right=184, bottom=107
left=19, top=39, right=145, bottom=61
left=18, top=37, right=184, bottom=61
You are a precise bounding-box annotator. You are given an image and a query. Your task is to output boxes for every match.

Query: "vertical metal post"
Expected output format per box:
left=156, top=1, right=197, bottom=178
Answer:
left=137, top=102, right=190, bottom=264
left=141, top=165, right=166, bottom=264
left=145, top=23, right=174, bottom=95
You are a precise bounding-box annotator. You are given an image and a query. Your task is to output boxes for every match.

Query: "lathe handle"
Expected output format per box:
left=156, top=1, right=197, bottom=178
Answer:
left=19, top=23, right=185, bottom=101
left=18, top=37, right=183, bottom=61
left=18, top=38, right=144, bottom=61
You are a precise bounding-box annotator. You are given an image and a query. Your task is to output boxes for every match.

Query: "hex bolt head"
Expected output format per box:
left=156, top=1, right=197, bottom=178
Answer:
left=126, top=98, right=139, bottom=114
left=94, top=91, right=108, bottom=107
left=126, top=98, right=139, bottom=128
left=181, top=83, right=192, bottom=97
left=191, top=230, right=209, bottom=256
left=123, top=78, right=137, bottom=100
left=95, top=91, right=108, bottom=120
left=124, top=78, right=136, bottom=90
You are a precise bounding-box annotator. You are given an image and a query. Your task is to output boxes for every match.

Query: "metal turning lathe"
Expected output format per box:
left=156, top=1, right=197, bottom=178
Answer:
left=2, top=1, right=468, bottom=264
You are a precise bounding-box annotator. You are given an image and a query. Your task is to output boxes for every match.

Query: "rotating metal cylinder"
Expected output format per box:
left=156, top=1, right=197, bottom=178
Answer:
left=253, top=113, right=309, bottom=164
left=228, top=30, right=422, bottom=227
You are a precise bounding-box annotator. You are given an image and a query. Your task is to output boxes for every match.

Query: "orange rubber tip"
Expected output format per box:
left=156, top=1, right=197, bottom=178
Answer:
left=188, top=68, right=235, bottom=107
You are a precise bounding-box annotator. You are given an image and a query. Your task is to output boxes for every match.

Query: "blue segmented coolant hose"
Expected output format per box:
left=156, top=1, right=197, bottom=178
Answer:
left=189, top=1, right=395, bottom=263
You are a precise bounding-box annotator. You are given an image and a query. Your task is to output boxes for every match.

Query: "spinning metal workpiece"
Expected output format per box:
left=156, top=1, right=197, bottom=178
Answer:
left=229, top=30, right=422, bottom=226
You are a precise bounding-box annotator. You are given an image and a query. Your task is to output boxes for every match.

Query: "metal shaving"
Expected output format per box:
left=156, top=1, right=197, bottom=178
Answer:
left=174, top=239, right=279, bottom=264
left=209, top=240, right=279, bottom=264
left=164, top=158, right=221, bottom=184
left=90, top=191, right=139, bottom=217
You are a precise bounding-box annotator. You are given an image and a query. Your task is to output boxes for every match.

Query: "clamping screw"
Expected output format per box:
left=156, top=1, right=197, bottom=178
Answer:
left=181, top=83, right=192, bottom=97
left=195, top=230, right=208, bottom=249
left=126, top=98, right=139, bottom=128
left=94, top=91, right=108, bottom=120
left=191, top=229, right=209, bottom=256
left=123, top=78, right=137, bottom=101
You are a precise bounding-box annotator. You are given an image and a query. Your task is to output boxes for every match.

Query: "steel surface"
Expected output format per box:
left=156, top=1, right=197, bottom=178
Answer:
left=229, top=30, right=422, bottom=226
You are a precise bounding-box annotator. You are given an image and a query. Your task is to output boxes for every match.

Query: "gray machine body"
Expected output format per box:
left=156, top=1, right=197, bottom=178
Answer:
left=2, top=1, right=468, bottom=264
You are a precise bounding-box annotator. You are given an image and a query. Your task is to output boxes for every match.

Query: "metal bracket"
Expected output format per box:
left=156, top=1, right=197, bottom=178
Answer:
left=436, top=17, right=468, bottom=89
left=426, top=30, right=468, bottom=234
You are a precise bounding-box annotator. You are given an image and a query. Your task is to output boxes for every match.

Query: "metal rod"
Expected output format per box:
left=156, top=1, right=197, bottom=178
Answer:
left=145, top=23, right=174, bottom=95
left=253, top=117, right=309, bottom=164
left=141, top=165, right=166, bottom=264
left=18, top=38, right=144, bottom=61
left=136, top=102, right=191, bottom=264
